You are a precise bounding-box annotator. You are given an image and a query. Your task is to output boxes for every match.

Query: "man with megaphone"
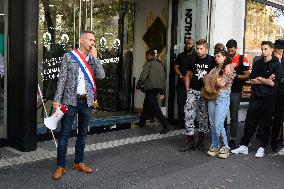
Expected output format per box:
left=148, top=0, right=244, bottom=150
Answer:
left=52, top=31, right=105, bottom=180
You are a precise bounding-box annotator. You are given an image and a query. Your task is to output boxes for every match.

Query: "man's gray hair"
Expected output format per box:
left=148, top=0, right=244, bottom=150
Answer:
left=80, top=31, right=94, bottom=38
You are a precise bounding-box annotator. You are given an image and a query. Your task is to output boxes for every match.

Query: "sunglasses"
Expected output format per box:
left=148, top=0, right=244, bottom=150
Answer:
left=214, top=47, right=226, bottom=51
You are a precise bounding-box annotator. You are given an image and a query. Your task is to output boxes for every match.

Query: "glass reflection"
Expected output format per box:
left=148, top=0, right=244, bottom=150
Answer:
left=37, top=0, right=134, bottom=133
left=245, top=0, right=284, bottom=63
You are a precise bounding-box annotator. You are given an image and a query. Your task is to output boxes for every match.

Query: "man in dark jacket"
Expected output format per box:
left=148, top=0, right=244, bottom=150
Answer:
left=270, top=39, right=284, bottom=152
left=232, top=41, right=282, bottom=158
left=136, top=49, right=170, bottom=134
left=174, top=38, right=196, bottom=129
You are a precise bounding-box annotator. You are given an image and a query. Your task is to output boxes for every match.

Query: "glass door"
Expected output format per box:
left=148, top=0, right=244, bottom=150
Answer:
left=0, top=0, right=7, bottom=138
left=37, top=0, right=134, bottom=135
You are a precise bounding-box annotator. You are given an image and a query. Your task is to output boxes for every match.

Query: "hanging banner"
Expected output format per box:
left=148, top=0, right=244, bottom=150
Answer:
left=175, top=0, right=196, bottom=54
left=181, top=0, right=196, bottom=43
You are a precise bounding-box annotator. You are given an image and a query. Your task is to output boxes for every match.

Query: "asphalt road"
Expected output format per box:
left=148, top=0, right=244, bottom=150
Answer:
left=0, top=130, right=283, bottom=189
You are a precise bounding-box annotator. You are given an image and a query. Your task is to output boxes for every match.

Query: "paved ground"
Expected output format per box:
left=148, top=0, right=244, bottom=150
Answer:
left=0, top=123, right=283, bottom=189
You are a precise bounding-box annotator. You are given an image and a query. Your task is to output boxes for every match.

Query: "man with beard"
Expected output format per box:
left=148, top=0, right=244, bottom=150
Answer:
left=174, top=38, right=196, bottom=129
left=226, top=39, right=250, bottom=149
left=178, top=39, right=215, bottom=152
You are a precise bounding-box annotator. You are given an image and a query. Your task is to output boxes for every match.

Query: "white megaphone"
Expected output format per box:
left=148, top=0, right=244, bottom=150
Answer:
left=44, top=105, right=68, bottom=131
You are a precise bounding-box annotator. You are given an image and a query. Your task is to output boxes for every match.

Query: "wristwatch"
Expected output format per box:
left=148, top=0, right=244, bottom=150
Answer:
left=179, top=74, right=183, bottom=79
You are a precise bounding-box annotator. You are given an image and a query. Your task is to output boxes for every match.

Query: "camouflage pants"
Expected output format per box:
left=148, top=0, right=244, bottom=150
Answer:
left=184, top=89, right=209, bottom=136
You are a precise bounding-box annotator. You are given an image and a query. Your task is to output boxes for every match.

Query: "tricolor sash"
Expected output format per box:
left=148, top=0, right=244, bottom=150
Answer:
left=69, top=49, right=96, bottom=93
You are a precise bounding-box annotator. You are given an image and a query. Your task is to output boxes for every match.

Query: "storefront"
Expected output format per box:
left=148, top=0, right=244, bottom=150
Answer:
left=1, top=0, right=284, bottom=151
left=0, top=0, right=6, bottom=144
left=0, top=0, right=136, bottom=151
left=36, top=0, right=135, bottom=137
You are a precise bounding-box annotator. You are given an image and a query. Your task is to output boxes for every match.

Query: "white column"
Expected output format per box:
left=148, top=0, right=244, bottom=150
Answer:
left=195, top=0, right=209, bottom=40
left=209, top=0, right=246, bottom=54
left=176, top=0, right=197, bottom=54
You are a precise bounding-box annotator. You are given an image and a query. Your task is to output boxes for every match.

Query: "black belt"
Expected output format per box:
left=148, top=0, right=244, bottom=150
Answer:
left=77, top=94, right=87, bottom=99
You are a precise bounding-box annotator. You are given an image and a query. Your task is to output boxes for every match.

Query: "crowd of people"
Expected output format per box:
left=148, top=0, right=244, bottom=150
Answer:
left=173, top=38, right=284, bottom=159
left=51, top=31, right=283, bottom=180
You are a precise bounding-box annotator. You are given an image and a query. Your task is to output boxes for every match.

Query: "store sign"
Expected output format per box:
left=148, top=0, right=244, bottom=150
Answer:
left=182, top=0, right=196, bottom=43
left=184, top=8, right=193, bottom=41
left=101, top=57, right=119, bottom=64
left=174, top=0, right=196, bottom=53
left=41, top=57, right=61, bottom=81
left=41, top=44, right=65, bottom=99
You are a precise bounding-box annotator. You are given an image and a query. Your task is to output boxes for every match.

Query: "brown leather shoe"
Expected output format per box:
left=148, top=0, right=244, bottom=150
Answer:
left=72, top=163, right=92, bottom=173
left=52, top=166, right=65, bottom=180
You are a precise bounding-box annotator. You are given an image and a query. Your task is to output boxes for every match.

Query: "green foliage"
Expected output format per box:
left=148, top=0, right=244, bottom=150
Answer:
left=39, top=0, right=134, bottom=51
left=245, top=0, right=284, bottom=50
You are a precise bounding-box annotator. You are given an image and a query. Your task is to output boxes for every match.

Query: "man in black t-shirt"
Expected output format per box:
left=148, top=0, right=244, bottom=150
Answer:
left=178, top=39, right=215, bottom=152
left=174, top=38, right=196, bottom=129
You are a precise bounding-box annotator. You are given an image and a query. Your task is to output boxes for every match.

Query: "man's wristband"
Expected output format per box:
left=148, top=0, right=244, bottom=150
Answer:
left=179, top=74, right=183, bottom=79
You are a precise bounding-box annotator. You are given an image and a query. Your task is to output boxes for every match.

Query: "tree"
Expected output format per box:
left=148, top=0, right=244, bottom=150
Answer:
left=245, top=0, right=284, bottom=50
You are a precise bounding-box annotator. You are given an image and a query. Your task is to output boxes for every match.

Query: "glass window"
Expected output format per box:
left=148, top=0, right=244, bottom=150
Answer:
left=37, top=0, right=134, bottom=134
left=245, top=0, right=284, bottom=63
left=0, top=0, right=6, bottom=138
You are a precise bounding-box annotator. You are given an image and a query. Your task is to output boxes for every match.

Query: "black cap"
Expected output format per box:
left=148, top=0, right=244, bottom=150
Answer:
left=274, top=39, right=284, bottom=49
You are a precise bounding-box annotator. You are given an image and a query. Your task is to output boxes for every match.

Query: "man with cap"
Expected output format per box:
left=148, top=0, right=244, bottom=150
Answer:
left=270, top=39, right=284, bottom=152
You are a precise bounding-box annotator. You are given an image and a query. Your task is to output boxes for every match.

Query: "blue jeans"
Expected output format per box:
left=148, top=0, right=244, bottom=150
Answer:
left=57, top=98, right=92, bottom=167
left=208, top=91, right=230, bottom=148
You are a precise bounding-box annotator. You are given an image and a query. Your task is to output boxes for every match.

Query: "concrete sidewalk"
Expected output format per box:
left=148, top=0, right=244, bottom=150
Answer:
left=0, top=123, right=183, bottom=168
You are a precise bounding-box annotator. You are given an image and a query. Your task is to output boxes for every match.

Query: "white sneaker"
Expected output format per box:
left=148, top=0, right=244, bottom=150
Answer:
left=231, top=145, right=248, bottom=155
left=278, top=148, right=284, bottom=155
left=255, top=147, right=265, bottom=158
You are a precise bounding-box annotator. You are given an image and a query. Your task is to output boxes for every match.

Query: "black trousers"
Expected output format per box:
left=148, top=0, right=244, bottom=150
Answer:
left=270, top=94, right=284, bottom=147
left=176, top=81, right=186, bottom=128
left=139, top=91, right=168, bottom=128
left=241, top=98, right=275, bottom=148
